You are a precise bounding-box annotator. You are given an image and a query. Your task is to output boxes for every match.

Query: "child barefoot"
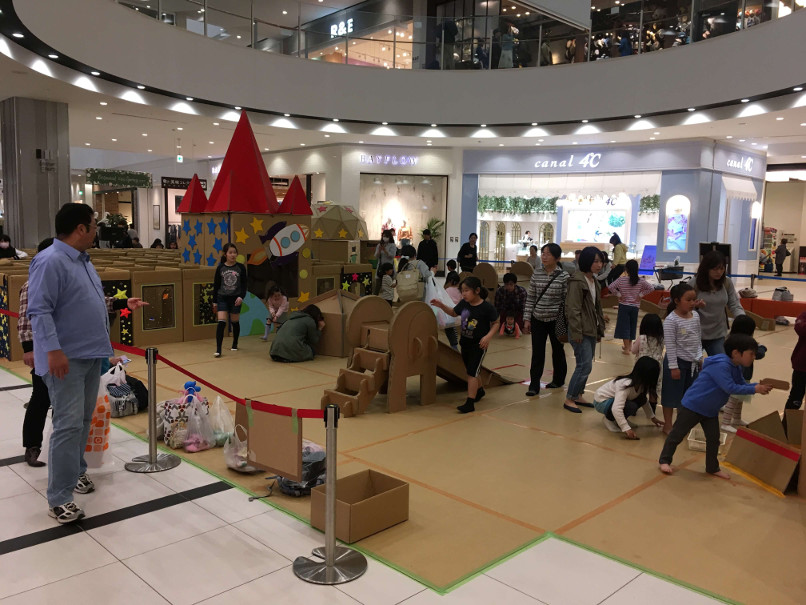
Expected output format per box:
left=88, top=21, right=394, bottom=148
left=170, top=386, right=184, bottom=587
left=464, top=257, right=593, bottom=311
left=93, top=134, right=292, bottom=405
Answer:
left=658, top=333, right=773, bottom=479
left=431, top=276, right=499, bottom=413
left=661, top=283, right=702, bottom=434
left=721, top=315, right=766, bottom=432
left=261, top=285, right=288, bottom=341
left=594, top=356, right=664, bottom=439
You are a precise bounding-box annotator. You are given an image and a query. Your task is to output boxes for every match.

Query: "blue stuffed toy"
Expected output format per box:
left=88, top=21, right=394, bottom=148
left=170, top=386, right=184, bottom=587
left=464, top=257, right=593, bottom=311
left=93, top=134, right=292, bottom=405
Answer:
left=184, top=380, right=201, bottom=403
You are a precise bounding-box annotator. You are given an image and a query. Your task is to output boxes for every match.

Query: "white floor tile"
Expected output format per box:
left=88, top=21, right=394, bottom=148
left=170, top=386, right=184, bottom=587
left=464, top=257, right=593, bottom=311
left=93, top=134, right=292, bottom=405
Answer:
left=6, top=387, right=33, bottom=404
left=0, top=466, right=35, bottom=500
left=0, top=437, right=24, bottom=459
left=69, top=469, right=175, bottom=518
left=485, top=538, right=641, bottom=605
left=0, top=532, right=117, bottom=599
left=146, top=457, right=222, bottom=493
left=601, top=573, right=725, bottom=605
left=88, top=500, right=227, bottom=559
left=124, top=525, right=289, bottom=605
left=0, top=562, right=168, bottom=605
left=335, top=555, right=427, bottom=605
left=0, top=491, right=52, bottom=541
left=234, top=509, right=324, bottom=561
left=194, top=488, right=270, bottom=524
left=108, top=425, right=139, bottom=444
left=13, top=448, right=122, bottom=493
left=0, top=405, right=26, bottom=441
left=0, top=371, right=30, bottom=388
left=197, top=566, right=360, bottom=605
left=401, top=575, right=540, bottom=604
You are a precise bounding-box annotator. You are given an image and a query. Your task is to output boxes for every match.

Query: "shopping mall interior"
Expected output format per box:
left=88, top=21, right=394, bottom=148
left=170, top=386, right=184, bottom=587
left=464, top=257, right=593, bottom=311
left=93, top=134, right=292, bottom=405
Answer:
left=0, top=1, right=805, bottom=604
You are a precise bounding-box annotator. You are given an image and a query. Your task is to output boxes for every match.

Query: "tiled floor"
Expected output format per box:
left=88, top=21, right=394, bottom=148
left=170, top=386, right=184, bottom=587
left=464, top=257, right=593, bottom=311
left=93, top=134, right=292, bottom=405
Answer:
left=0, top=384, right=725, bottom=604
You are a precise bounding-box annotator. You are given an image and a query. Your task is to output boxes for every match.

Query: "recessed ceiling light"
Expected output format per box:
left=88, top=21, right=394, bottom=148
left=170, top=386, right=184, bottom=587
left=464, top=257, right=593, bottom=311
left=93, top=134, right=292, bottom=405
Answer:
left=382, top=122, right=388, bottom=125
left=572, top=142, right=578, bottom=145
left=236, top=35, right=241, bottom=39
left=177, top=127, right=183, bottom=131
left=48, top=54, right=59, bottom=59
left=333, top=118, right=339, bottom=122
left=726, top=135, right=733, bottom=139
left=147, top=149, right=152, bottom=152
left=751, top=142, right=757, bottom=145
left=634, top=114, right=641, bottom=119
left=795, top=87, right=804, bottom=92
left=12, top=33, right=23, bottom=38
left=688, top=108, right=696, bottom=112
left=324, top=134, right=330, bottom=137
left=480, top=124, right=487, bottom=128
left=650, top=137, right=656, bottom=140
left=209, top=141, right=214, bottom=144
left=498, top=143, right=504, bottom=146
left=427, top=143, right=432, bottom=146
left=137, top=85, right=145, bottom=89
left=426, top=140, right=432, bottom=143
left=234, top=106, right=241, bottom=110
left=359, top=140, right=364, bottom=144
left=802, top=155, right=806, bottom=159
left=99, top=102, right=107, bottom=106
left=741, top=98, right=749, bottom=103
left=142, top=133, right=147, bottom=136
left=282, top=10, right=287, bottom=14
left=85, top=142, right=90, bottom=146
left=186, top=97, right=193, bottom=101
left=300, top=143, right=306, bottom=146
left=91, top=71, right=101, bottom=76
left=653, top=131, right=660, bottom=135
left=213, top=122, right=219, bottom=126
left=95, top=116, right=102, bottom=120
left=535, top=143, right=541, bottom=146
left=739, top=139, right=746, bottom=142
left=776, top=117, right=784, bottom=121
left=531, top=122, right=538, bottom=126
left=284, top=113, right=290, bottom=117
left=431, top=124, right=437, bottom=127
left=176, top=145, right=181, bottom=149
left=538, top=139, right=544, bottom=142
left=582, top=119, right=589, bottom=123
left=111, top=138, right=117, bottom=142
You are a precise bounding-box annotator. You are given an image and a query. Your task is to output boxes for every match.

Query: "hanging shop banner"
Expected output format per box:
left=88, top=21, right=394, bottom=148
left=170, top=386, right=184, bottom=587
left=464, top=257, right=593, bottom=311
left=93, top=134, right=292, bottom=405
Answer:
left=161, top=176, right=208, bottom=190
left=713, top=146, right=767, bottom=180
left=86, top=168, right=153, bottom=188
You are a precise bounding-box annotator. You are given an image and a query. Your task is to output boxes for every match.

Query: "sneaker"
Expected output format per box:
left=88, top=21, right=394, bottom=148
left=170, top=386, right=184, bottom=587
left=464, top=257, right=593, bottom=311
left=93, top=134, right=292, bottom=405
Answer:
left=74, top=473, right=95, bottom=494
left=231, top=347, right=238, bottom=351
left=214, top=352, right=221, bottom=358
left=259, top=336, right=268, bottom=342
left=720, top=424, right=737, bottom=434
left=602, top=416, right=621, bottom=433
left=731, top=418, right=748, bottom=427
left=25, top=447, right=46, bottom=467
left=525, top=390, right=538, bottom=397
left=49, top=501, right=85, bottom=524
left=474, top=388, right=486, bottom=402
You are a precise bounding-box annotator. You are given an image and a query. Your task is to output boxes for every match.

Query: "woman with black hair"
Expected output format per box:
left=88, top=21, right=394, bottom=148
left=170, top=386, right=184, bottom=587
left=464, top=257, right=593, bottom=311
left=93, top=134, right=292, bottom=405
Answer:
left=608, top=259, right=655, bottom=354
left=212, top=243, right=247, bottom=357
left=270, top=304, right=325, bottom=362
left=457, top=233, right=479, bottom=272
left=373, top=229, right=397, bottom=295
left=564, top=246, right=606, bottom=412
left=593, top=357, right=664, bottom=439
left=606, top=233, right=628, bottom=285
left=693, top=250, right=745, bottom=356
left=0, top=234, right=22, bottom=259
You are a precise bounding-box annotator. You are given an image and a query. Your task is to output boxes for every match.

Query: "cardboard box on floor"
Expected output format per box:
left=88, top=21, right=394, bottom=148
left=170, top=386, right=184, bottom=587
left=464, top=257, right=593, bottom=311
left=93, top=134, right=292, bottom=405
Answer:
left=725, top=410, right=803, bottom=494
left=311, top=469, right=409, bottom=543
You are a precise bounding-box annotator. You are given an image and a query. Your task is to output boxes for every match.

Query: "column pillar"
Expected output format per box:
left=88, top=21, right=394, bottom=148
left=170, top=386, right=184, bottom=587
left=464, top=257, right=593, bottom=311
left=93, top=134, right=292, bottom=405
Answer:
left=0, top=97, right=71, bottom=248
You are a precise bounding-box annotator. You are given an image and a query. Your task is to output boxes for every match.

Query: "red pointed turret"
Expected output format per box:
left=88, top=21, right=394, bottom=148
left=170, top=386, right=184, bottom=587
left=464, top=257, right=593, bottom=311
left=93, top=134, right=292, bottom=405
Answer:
left=277, top=175, right=313, bottom=215
left=176, top=174, right=208, bottom=213
left=206, top=112, right=279, bottom=213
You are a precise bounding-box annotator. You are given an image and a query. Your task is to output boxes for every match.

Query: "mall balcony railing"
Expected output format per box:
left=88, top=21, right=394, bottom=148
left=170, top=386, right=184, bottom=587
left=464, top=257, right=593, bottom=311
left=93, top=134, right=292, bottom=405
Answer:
left=115, top=0, right=804, bottom=71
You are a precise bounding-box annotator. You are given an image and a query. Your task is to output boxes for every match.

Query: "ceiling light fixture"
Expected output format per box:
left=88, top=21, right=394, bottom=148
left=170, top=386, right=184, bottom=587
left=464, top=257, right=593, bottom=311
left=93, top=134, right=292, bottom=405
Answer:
left=111, top=138, right=117, bottom=142
left=795, top=87, right=804, bottom=92
left=91, top=71, right=101, bottom=76
left=142, top=133, right=147, bottom=136
left=300, top=143, right=306, bottom=146
left=85, top=142, right=90, bottom=146
left=137, top=85, right=145, bottom=90
left=186, top=97, right=193, bottom=101
left=481, top=124, right=487, bottom=128
left=431, top=123, right=437, bottom=127
left=688, top=108, right=696, bottom=112
left=177, top=127, right=183, bottom=131
left=582, top=119, right=589, bottom=123
left=213, top=122, right=219, bottom=126
left=12, top=33, right=24, bottom=38
left=99, top=102, right=107, bottom=106
left=147, top=149, right=152, bottom=152
left=726, top=135, right=733, bottom=139
left=634, top=114, right=641, bottom=119
left=324, top=134, right=330, bottom=137
left=95, top=116, right=102, bottom=120
left=359, top=140, right=364, bottom=144
left=776, top=117, right=784, bottom=120
left=531, top=122, right=538, bottom=126
left=48, top=53, right=58, bottom=59
left=382, top=121, right=388, bottom=125
left=209, top=141, right=214, bottom=144
left=740, top=98, right=749, bottom=103
left=234, top=106, right=241, bottom=110
left=332, top=118, right=339, bottom=122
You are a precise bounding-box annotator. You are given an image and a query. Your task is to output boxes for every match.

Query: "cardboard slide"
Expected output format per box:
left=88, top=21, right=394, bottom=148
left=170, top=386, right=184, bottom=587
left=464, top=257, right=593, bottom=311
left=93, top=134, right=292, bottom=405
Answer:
left=436, top=341, right=514, bottom=387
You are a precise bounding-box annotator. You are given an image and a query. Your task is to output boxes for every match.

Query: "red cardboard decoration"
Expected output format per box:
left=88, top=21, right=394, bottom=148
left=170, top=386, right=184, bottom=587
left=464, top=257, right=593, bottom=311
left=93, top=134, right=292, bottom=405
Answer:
left=206, top=112, right=279, bottom=214
left=176, top=174, right=208, bottom=213
left=277, top=175, right=313, bottom=215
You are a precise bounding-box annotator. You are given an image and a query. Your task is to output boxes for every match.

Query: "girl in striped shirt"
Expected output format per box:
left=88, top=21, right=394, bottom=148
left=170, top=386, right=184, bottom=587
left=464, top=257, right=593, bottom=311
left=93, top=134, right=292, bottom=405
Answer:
left=608, top=260, right=655, bottom=355
left=661, top=282, right=703, bottom=434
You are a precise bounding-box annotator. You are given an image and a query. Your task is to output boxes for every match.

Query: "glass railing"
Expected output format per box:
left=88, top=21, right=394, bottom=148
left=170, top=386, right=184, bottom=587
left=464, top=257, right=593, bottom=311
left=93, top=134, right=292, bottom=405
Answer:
left=116, top=0, right=803, bottom=70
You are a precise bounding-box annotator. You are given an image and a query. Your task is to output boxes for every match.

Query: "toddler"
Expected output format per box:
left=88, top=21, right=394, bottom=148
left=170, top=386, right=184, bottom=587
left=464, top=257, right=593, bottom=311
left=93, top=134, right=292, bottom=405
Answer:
left=261, top=285, right=288, bottom=341
left=499, top=315, right=522, bottom=338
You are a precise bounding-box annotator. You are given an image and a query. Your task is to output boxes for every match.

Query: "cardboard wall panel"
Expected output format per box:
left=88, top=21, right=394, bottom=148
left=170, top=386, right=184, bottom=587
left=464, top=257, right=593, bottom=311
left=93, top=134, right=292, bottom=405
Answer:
left=130, top=268, right=184, bottom=346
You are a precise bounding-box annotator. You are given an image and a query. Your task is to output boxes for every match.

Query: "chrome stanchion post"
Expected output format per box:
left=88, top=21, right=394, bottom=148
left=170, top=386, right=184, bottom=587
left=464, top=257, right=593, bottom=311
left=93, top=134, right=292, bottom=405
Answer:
left=125, top=347, right=181, bottom=473
left=751, top=273, right=756, bottom=289
left=294, top=404, right=367, bottom=584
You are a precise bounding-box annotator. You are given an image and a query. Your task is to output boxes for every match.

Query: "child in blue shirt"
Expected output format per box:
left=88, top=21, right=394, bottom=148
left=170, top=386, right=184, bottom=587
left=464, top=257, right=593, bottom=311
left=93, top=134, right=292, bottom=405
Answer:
left=658, top=333, right=772, bottom=479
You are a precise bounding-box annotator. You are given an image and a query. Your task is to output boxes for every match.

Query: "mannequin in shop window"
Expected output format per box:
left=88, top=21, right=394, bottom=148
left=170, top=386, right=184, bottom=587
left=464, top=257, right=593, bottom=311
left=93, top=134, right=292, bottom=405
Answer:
left=499, top=24, right=515, bottom=69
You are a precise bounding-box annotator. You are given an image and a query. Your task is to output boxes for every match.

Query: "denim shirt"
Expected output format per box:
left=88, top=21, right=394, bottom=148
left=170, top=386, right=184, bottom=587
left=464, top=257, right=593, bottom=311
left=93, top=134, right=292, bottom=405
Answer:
left=27, top=239, right=112, bottom=375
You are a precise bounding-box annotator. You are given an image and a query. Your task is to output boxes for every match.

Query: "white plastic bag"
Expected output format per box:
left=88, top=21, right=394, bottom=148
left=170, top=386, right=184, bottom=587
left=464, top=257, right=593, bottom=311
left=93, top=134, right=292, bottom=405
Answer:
left=84, top=364, right=126, bottom=468
left=209, top=396, right=235, bottom=447
left=184, top=397, right=215, bottom=453
left=224, top=425, right=259, bottom=473
left=426, top=276, right=460, bottom=328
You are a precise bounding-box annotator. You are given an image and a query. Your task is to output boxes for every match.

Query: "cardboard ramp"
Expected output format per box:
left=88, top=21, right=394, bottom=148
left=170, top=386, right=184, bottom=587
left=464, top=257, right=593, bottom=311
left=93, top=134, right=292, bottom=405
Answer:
left=436, top=340, right=514, bottom=387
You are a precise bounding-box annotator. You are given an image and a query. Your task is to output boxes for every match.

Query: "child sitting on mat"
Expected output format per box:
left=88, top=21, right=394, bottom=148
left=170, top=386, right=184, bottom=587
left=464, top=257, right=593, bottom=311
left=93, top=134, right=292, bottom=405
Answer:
left=594, top=356, right=664, bottom=439
left=658, top=333, right=772, bottom=479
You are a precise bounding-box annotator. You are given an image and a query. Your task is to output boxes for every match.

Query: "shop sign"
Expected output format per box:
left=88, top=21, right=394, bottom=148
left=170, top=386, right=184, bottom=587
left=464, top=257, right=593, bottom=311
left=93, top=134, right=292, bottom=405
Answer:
left=534, top=153, right=601, bottom=170
left=725, top=156, right=755, bottom=174
left=360, top=154, right=418, bottom=166
left=714, top=145, right=765, bottom=179
left=330, top=18, right=354, bottom=38
left=161, top=176, right=208, bottom=190
left=86, top=168, right=152, bottom=188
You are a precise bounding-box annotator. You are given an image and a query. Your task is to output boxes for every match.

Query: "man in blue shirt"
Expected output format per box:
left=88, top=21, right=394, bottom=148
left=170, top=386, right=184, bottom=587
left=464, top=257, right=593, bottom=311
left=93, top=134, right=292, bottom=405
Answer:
left=28, top=203, right=144, bottom=524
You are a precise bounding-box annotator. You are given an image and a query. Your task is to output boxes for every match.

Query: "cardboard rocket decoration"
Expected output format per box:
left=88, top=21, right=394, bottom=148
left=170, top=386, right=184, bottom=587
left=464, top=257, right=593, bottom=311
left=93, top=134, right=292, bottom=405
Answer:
left=277, top=175, right=312, bottom=215
left=176, top=174, right=208, bottom=213
left=206, top=112, right=279, bottom=214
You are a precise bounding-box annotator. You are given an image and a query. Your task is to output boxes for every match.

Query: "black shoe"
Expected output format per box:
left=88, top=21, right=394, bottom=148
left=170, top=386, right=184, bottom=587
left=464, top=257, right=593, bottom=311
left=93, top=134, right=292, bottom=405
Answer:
left=526, top=390, right=538, bottom=397
left=563, top=403, right=582, bottom=414
left=25, top=447, right=46, bottom=467
left=545, top=382, right=564, bottom=389
left=457, top=402, right=475, bottom=414
left=474, top=388, right=486, bottom=402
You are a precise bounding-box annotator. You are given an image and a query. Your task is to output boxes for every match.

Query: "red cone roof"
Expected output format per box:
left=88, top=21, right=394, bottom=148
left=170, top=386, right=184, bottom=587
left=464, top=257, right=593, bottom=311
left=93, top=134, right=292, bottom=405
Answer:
left=206, top=112, right=279, bottom=213
left=176, top=174, right=208, bottom=213
left=277, top=175, right=312, bottom=215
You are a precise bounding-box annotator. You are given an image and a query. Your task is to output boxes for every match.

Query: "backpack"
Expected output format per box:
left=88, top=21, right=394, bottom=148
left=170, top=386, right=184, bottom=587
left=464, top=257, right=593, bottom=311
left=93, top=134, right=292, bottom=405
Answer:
left=126, top=375, right=149, bottom=412
left=270, top=443, right=327, bottom=497
left=396, top=269, right=420, bottom=303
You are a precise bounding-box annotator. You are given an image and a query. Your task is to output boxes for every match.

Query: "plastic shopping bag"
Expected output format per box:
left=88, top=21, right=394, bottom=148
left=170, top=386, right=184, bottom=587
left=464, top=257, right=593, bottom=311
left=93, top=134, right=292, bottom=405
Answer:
left=425, top=277, right=460, bottom=328
left=85, top=389, right=112, bottom=469
left=184, top=398, right=215, bottom=453
left=223, top=425, right=259, bottom=473
left=209, top=396, right=235, bottom=447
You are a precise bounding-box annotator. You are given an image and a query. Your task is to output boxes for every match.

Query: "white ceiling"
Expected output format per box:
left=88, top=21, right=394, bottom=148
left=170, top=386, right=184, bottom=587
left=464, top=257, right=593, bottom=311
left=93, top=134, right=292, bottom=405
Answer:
left=1, top=49, right=805, bottom=166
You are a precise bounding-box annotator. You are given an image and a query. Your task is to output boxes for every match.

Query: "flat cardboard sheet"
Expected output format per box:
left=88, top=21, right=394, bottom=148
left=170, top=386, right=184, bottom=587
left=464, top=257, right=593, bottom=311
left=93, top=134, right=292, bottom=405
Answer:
left=785, top=410, right=803, bottom=446
left=725, top=427, right=801, bottom=493
left=235, top=399, right=303, bottom=482
left=748, top=411, right=788, bottom=443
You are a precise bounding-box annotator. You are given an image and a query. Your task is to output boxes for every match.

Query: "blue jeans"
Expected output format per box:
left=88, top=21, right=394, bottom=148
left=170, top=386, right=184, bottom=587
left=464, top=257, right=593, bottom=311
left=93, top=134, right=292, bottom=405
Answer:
left=43, top=358, right=103, bottom=508
left=702, top=337, right=725, bottom=357
left=568, top=336, right=596, bottom=399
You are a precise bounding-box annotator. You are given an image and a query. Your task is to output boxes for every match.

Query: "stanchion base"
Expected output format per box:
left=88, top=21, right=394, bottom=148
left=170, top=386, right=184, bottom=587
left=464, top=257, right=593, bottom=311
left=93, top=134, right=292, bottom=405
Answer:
left=125, top=453, right=182, bottom=473
left=293, top=546, right=368, bottom=585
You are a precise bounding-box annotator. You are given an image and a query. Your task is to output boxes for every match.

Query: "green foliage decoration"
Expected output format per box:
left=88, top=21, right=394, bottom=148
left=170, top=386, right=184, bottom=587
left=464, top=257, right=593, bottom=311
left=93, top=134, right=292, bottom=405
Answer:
left=477, top=195, right=558, bottom=214
left=639, top=194, right=660, bottom=214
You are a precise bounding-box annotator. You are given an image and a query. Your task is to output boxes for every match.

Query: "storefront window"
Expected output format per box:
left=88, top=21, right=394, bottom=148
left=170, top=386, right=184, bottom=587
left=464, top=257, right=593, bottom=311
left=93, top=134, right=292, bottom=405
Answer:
left=479, top=221, right=490, bottom=260
left=664, top=195, right=691, bottom=252
left=495, top=222, right=506, bottom=261
left=539, top=223, right=554, bottom=247
left=510, top=223, right=521, bottom=245
left=749, top=202, right=762, bottom=251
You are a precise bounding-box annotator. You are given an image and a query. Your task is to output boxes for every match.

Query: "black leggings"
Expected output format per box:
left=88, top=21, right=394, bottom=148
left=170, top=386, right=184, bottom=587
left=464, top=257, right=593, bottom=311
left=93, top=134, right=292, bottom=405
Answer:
left=22, top=371, right=51, bottom=449
left=785, top=370, right=806, bottom=410
left=528, top=319, right=567, bottom=391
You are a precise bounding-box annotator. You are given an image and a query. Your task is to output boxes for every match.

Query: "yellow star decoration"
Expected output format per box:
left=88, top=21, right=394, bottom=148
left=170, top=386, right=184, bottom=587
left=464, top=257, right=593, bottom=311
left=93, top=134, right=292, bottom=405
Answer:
left=121, top=328, right=129, bottom=336
left=314, top=228, right=324, bottom=238
left=362, top=276, right=371, bottom=287
left=341, top=281, right=350, bottom=291
left=298, top=291, right=310, bottom=303
left=250, top=217, right=264, bottom=234
left=358, top=229, right=364, bottom=238
left=338, top=228, right=348, bottom=238
left=113, top=288, right=128, bottom=300
left=234, top=228, right=249, bottom=244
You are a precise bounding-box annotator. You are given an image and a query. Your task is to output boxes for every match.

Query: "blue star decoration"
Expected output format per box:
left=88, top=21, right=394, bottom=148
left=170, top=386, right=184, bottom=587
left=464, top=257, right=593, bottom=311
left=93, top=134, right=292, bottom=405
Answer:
left=183, top=219, right=191, bottom=235
left=212, top=237, right=223, bottom=253
left=207, top=218, right=217, bottom=235
left=187, top=234, right=197, bottom=249
left=182, top=249, right=191, bottom=263
left=218, top=218, right=228, bottom=234
left=194, top=220, right=202, bottom=236
left=207, top=253, right=217, bottom=266
left=194, top=250, right=202, bottom=264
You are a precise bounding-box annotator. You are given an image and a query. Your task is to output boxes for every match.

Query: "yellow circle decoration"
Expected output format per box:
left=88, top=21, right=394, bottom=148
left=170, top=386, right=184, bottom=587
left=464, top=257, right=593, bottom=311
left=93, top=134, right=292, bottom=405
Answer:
left=236, top=254, right=246, bottom=264
left=302, top=248, right=311, bottom=258
left=299, top=269, right=309, bottom=279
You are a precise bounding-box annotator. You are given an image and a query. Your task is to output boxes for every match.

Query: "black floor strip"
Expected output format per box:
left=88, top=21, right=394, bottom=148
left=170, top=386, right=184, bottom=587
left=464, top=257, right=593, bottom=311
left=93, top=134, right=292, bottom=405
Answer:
left=0, top=384, right=32, bottom=392
left=0, top=455, right=26, bottom=468
left=0, top=481, right=233, bottom=556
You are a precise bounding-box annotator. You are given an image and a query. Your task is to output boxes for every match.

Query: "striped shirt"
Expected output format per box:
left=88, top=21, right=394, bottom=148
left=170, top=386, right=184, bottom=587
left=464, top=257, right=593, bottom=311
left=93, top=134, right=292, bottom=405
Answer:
left=663, top=312, right=702, bottom=369
left=523, top=267, right=569, bottom=322
left=608, top=276, right=655, bottom=307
